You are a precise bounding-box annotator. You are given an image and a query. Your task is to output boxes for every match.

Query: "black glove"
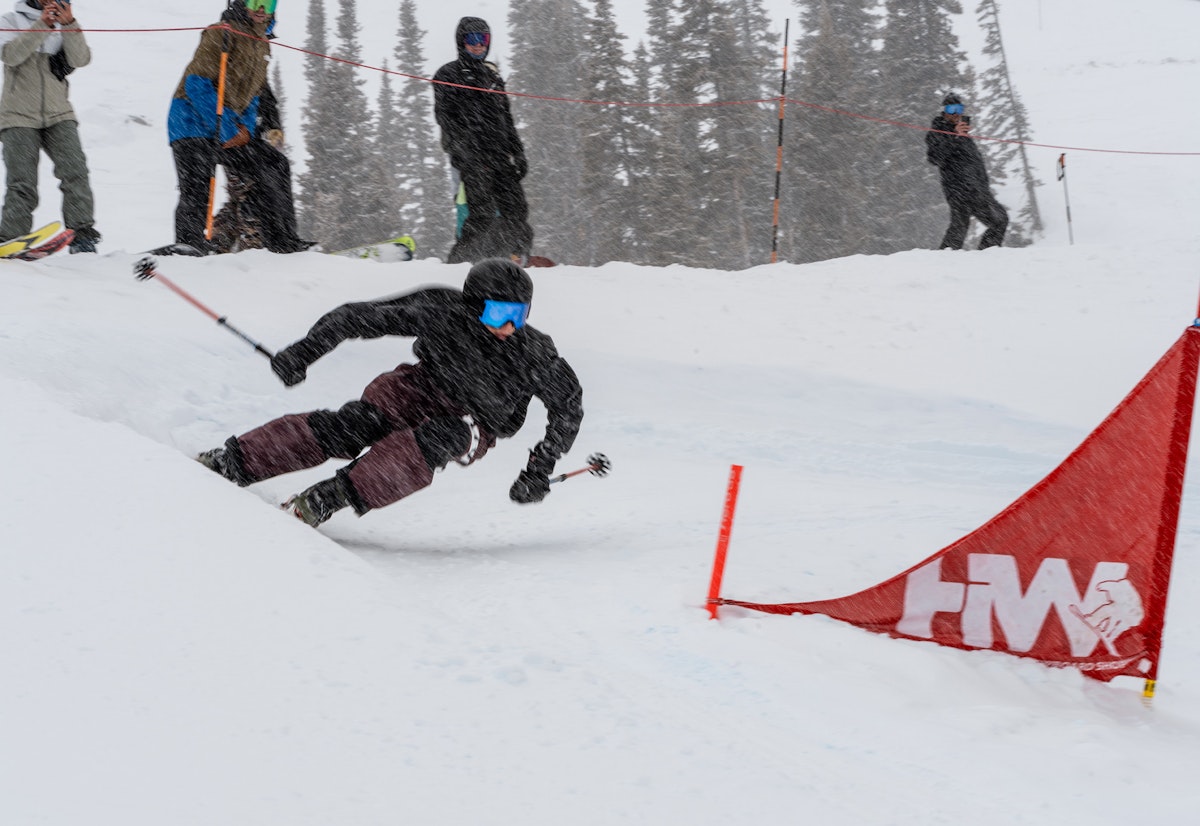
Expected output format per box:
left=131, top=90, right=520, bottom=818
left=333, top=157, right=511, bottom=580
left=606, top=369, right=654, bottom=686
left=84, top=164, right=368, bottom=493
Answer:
left=509, top=443, right=556, bottom=504
left=270, top=344, right=309, bottom=387
left=511, top=154, right=528, bottom=180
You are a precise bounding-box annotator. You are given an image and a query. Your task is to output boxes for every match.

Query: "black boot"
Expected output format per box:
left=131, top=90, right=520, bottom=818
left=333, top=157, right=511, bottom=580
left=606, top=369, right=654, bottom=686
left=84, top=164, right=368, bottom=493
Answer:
left=284, top=476, right=352, bottom=527
left=196, top=438, right=252, bottom=486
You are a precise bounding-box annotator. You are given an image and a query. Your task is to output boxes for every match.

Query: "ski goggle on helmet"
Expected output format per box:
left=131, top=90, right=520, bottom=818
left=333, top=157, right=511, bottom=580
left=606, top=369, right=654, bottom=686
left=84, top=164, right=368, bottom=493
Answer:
left=463, top=31, right=491, bottom=48
left=944, top=103, right=965, bottom=115
left=245, top=0, right=278, bottom=14
left=479, top=300, right=529, bottom=329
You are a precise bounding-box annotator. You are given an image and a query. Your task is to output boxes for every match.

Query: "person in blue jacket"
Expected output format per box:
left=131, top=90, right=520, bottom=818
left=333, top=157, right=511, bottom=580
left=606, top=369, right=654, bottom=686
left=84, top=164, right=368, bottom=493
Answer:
left=168, top=1, right=307, bottom=253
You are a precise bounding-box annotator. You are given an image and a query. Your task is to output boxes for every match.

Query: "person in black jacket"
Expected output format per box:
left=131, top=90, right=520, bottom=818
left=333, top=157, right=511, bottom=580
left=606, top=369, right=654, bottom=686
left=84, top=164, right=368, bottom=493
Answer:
left=197, top=259, right=584, bottom=527
left=925, top=93, right=1008, bottom=250
left=433, top=17, right=533, bottom=264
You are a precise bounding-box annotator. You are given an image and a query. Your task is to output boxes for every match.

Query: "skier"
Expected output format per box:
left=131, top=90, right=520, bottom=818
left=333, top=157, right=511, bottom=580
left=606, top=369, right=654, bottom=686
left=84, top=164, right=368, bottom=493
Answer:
left=925, top=93, right=1008, bottom=250
left=168, top=0, right=311, bottom=254
left=433, top=17, right=533, bottom=265
left=0, top=0, right=101, bottom=253
left=197, top=258, right=584, bottom=527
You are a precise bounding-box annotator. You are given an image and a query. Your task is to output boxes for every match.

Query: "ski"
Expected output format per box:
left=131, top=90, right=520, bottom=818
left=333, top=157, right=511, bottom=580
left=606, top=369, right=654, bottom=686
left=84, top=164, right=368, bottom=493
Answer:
left=329, top=235, right=415, bottom=263
left=0, top=221, right=63, bottom=259
left=142, top=243, right=208, bottom=257
left=2, top=226, right=75, bottom=261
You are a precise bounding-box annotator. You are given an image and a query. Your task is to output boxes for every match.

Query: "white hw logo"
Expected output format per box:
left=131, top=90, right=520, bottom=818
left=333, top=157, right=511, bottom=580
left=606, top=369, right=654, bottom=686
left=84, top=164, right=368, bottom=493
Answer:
left=898, top=554, right=1145, bottom=657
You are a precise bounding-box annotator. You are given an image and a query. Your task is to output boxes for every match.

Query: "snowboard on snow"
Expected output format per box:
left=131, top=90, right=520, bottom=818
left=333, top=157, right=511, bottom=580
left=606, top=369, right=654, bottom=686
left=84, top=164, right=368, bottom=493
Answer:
left=0, top=222, right=75, bottom=261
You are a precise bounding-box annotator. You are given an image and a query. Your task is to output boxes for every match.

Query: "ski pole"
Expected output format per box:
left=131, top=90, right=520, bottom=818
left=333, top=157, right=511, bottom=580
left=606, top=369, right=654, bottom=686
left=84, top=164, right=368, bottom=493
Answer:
left=549, top=453, right=611, bottom=485
left=133, top=257, right=275, bottom=359
left=1057, top=153, right=1074, bottom=245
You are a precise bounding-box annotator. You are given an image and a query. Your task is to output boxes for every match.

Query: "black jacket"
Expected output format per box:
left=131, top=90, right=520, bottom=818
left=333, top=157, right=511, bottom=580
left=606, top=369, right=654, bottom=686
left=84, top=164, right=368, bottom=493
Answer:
left=925, top=115, right=992, bottom=199
left=281, top=287, right=583, bottom=460
left=432, top=22, right=525, bottom=166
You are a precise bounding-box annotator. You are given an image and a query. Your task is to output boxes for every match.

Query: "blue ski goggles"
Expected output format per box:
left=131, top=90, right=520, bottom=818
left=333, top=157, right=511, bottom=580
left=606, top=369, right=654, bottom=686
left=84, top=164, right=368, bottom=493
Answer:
left=479, top=300, right=529, bottom=329
left=944, top=103, right=965, bottom=115
left=464, top=31, right=491, bottom=47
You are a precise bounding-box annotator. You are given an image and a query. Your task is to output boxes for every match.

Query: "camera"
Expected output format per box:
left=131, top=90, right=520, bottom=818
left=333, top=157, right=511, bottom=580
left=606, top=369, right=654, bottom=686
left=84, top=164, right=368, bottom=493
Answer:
left=962, top=115, right=971, bottom=125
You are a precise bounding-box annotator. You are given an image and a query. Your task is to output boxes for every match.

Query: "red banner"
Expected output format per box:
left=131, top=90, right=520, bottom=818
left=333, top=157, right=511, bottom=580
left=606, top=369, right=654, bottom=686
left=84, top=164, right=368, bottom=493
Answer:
left=722, top=327, right=1200, bottom=682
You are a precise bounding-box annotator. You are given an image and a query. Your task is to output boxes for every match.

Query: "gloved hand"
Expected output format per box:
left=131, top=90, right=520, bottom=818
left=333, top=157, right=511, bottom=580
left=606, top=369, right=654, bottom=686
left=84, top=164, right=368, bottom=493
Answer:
left=222, top=125, right=251, bottom=149
left=509, top=443, right=556, bottom=504
left=510, top=154, right=528, bottom=179
left=270, top=344, right=310, bottom=387
left=263, top=129, right=285, bottom=150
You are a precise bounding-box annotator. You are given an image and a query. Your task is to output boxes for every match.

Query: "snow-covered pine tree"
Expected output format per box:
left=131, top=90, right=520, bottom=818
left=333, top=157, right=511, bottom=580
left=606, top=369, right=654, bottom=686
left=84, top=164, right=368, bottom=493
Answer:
left=364, top=63, right=405, bottom=245
left=296, top=0, right=338, bottom=243
left=872, top=0, right=972, bottom=254
left=624, top=41, right=658, bottom=261
left=578, top=0, right=639, bottom=266
left=700, top=0, right=777, bottom=269
left=393, top=0, right=452, bottom=258
left=319, top=0, right=383, bottom=251
left=637, top=0, right=698, bottom=266
left=508, top=0, right=590, bottom=264
left=974, top=0, right=1042, bottom=246
left=784, top=0, right=881, bottom=263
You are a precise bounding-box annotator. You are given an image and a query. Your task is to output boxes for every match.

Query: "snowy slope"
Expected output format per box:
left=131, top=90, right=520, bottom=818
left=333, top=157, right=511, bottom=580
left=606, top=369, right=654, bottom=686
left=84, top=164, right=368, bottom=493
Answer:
left=3, top=1, right=1200, bottom=823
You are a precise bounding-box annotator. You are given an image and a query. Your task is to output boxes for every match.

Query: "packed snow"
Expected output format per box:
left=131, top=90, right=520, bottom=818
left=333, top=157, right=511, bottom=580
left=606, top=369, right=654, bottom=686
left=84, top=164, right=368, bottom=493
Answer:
left=3, top=1, right=1200, bottom=823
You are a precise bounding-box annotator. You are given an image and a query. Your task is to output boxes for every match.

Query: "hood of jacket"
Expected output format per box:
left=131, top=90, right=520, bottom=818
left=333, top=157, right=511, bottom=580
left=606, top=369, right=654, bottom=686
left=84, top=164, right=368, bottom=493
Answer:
left=3, top=1, right=63, bottom=54
left=455, top=17, right=491, bottom=62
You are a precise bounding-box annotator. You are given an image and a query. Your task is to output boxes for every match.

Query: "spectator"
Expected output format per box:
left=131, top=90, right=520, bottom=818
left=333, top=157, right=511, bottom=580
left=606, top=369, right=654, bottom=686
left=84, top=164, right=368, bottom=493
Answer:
left=0, top=1, right=100, bottom=253
left=925, top=93, right=1008, bottom=250
left=433, top=17, right=533, bottom=264
left=168, top=1, right=310, bottom=254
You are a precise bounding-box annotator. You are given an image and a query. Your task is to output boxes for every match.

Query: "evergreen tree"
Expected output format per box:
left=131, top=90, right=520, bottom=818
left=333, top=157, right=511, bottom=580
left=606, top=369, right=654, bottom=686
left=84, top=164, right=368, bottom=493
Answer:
left=394, top=0, right=453, bottom=257
left=365, top=63, right=404, bottom=244
left=296, top=0, right=337, bottom=242
left=785, top=0, right=881, bottom=263
left=975, top=0, right=1042, bottom=246
left=638, top=0, right=696, bottom=266
left=578, top=0, right=639, bottom=265
left=508, top=0, right=590, bottom=263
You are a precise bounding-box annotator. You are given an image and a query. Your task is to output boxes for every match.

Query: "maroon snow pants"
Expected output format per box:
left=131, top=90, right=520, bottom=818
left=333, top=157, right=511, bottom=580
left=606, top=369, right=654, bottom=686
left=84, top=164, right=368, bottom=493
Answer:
left=234, top=364, right=490, bottom=512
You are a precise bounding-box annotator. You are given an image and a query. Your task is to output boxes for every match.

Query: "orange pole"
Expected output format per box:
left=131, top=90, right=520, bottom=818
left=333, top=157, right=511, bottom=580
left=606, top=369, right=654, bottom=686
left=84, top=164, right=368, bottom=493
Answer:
left=205, top=45, right=230, bottom=241
left=706, top=464, right=744, bottom=619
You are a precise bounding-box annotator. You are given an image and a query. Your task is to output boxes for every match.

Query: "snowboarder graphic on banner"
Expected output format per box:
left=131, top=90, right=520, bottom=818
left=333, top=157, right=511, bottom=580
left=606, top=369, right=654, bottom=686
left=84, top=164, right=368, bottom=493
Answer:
left=433, top=17, right=533, bottom=265
left=196, top=259, right=584, bottom=527
left=925, top=93, right=1008, bottom=250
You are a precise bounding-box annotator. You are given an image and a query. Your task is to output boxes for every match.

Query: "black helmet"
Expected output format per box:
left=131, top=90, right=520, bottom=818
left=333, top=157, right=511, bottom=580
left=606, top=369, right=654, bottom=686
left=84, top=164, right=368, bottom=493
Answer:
left=942, top=92, right=963, bottom=107
left=462, top=258, right=533, bottom=314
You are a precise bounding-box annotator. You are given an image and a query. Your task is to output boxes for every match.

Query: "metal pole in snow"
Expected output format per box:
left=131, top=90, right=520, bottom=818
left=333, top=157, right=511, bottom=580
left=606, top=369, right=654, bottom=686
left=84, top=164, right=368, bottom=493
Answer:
left=1057, top=153, right=1074, bottom=245
left=769, top=21, right=790, bottom=264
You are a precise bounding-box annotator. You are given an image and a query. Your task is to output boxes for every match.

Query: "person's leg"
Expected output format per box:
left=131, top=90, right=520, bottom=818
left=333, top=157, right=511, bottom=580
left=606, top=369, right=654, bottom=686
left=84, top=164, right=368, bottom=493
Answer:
left=42, top=120, right=97, bottom=241
left=447, top=160, right=499, bottom=263
left=224, top=141, right=305, bottom=252
left=171, top=138, right=218, bottom=250
left=0, top=127, right=43, bottom=240
left=974, top=197, right=1009, bottom=250
left=492, top=172, right=533, bottom=260
left=938, top=198, right=971, bottom=250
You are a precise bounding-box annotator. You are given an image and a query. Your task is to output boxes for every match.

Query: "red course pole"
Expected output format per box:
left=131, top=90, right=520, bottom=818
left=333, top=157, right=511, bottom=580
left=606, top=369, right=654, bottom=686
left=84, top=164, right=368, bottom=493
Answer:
left=706, top=464, right=744, bottom=619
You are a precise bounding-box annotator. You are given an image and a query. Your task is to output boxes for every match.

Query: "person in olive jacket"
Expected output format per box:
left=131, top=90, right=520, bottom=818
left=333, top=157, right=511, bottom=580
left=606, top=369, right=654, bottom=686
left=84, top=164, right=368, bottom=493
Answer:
left=169, top=1, right=309, bottom=254
left=197, top=259, right=585, bottom=527
left=925, top=93, right=1008, bottom=250
left=0, top=1, right=100, bottom=252
left=433, top=17, right=533, bottom=265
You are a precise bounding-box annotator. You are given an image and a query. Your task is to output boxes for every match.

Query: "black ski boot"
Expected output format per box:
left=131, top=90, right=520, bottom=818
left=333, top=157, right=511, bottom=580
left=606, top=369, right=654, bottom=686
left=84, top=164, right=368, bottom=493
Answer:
left=284, top=476, right=352, bottom=527
left=196, top=440, right=251, bottom=486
